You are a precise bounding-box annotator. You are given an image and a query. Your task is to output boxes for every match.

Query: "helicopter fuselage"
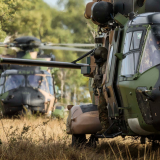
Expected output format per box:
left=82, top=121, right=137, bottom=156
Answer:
left=103, top=12, right=160, bottom=137
left=0, top=69, right=56, bottom=116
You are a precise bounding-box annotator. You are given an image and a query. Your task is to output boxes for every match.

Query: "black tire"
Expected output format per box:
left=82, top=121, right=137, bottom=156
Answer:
left=87, top=135, right=98, bottom=148
left=19, top=108, right=32, bottom=117
left=72, top=134, right=87, bottom=147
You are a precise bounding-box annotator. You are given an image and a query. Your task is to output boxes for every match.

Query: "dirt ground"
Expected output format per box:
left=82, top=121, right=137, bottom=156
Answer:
left=0, top=116, right=159, bottom=160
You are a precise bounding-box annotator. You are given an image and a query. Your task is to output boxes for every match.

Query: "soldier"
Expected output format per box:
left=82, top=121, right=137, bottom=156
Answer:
left=92, top=47, right=109, bottom=135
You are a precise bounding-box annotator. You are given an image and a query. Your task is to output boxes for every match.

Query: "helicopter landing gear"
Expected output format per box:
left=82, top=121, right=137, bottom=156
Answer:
left=152, top=140, right=160, bottom=151
left=140, top=136, right=146, bottom=144
left=86, top=135, right=98, bottom=148
left=18, top=105, right=32, bottom=116
left=0, top=111, right=3, bottom=118
left=71, top=134, right=98, bottom=148
left=72, top=134, right=87, bottom=147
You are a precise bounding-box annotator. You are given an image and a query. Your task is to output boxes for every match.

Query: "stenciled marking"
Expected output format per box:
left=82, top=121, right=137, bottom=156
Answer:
left=128, top=118, right=153, bottom=135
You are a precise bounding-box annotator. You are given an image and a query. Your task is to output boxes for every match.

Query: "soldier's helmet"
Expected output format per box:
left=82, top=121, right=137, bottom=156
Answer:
left=94, top=47, right=108, bottom=64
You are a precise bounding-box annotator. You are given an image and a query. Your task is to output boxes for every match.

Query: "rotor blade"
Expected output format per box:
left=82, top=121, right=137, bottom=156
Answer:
left=45, top=43, right=95, bottom=47
left=0, top=43, right=7, bottom=47
left=40, top=46, right=91, bottom=52
left=0, top=58, right=89, bottom=69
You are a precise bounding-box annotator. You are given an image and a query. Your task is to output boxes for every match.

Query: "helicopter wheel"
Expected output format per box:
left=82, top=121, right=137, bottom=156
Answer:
left=22, top=105, right=32, bottom=116
left=72, top=134, right=87, bottom=147
left=152, top=140, right=160, bottom=151
left=24, top=109, right=32, bottom=116
left=0, top=111, right=3, bottom=118
left=18, top=108, right=32, bottom=117
left=86, top=135, right=98, bottom=148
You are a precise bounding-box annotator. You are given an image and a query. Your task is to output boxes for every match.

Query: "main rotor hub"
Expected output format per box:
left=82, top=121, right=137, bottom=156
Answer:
left=14, top=36, right=41, bottom=51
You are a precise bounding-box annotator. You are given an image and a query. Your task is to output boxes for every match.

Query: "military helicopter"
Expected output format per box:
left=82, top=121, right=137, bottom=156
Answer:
left=1, top=0, right=160, bottom=147
left=0, top=36, right=93, bottom=117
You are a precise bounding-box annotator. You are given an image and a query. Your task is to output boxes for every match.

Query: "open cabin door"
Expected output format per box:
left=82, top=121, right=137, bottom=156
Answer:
left=103, top=29, right=121, bottom=118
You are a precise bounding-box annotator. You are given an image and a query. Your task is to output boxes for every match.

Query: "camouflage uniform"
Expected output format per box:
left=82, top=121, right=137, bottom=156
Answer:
left=92, top=61, right=109, bottom=134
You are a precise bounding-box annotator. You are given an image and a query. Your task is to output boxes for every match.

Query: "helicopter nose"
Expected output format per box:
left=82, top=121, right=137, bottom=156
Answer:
left=22, top=93, right=30, bottom=105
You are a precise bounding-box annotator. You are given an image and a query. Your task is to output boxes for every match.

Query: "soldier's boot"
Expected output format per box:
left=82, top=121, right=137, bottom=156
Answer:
left=96, top=128, right=107, bottom=135
left=96, top=122, right=110, bottom=135
left=96, top=120, right=111, bottom=135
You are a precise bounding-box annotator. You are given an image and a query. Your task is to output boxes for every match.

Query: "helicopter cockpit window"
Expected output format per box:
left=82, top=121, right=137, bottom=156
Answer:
left=140, top=26, right=160, bottom=73
left=0, top=77, right=5, bottom=85
left=121, top=31, right=143, bottom=76
left=5, top=75, right=25, bottom=92
left=130, top=31, right=142, bottom=50
left=46, top=76, right=54, bottom=95
left=107, top=46, right=113, bottom=82
left=27, top=75, right=49, bottom=93
left=123, top=32, right=132, bottom=53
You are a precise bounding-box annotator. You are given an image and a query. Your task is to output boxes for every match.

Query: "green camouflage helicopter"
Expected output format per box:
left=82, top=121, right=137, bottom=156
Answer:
left=1, top=0, right=160, bottom=146
left=0, top=36, right=93, bottom=117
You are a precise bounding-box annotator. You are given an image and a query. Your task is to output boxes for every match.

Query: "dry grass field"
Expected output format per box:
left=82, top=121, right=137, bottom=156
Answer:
left=0, top=116, right=159, bottom=160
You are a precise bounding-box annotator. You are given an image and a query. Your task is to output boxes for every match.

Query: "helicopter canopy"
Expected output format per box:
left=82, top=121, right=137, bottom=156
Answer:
left=140, top=25, right=160, bottom=73
left=121, top=13, right=160, bottom=76
left=0, top=70, right=54, bottom=95
left=129, top=13, right=160, bottom=26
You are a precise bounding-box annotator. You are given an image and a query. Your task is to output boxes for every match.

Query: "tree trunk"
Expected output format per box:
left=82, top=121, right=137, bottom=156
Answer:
left=73, top=86, right=76, bottom=105
left=58, top=69, right=66, bottom=104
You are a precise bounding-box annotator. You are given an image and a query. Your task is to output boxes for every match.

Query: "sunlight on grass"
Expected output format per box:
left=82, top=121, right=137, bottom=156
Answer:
left=0, top=116, right=159, bottom=160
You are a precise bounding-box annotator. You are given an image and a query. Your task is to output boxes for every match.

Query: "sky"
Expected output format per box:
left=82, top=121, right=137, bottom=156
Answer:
left=43, top=0, right=90, bottom=7
left=43, top=0, right=57, bottom=7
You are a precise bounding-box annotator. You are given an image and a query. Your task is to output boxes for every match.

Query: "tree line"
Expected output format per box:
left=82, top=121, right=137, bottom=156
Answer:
left=0, top=0, right=96, bottom=104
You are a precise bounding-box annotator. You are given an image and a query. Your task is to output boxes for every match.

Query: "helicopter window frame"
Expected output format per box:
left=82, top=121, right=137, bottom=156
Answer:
left=46, top=76, right=54, bottom=96
left=106, top=45, right=114, bottom=82
left=139, top=25, right=160, bottom=73
left=0, top=76, right=5, bottom=95
left=0, top=77, right=5, bottom=95
left=121, top=27, right=146, bottom=77
left=27, top=75, right=50, bottom=93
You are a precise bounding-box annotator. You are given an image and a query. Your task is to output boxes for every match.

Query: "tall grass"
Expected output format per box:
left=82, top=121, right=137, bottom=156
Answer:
left=0, top=116, right=159, bottom=160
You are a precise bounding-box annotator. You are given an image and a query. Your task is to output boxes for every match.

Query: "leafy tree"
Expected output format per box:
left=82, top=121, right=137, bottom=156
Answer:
left=0, top=0, right=94, bottom=104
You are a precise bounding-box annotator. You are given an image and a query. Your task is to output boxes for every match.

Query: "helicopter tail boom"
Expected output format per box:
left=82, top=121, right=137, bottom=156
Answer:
left=0, top=58, right=88, bottom=69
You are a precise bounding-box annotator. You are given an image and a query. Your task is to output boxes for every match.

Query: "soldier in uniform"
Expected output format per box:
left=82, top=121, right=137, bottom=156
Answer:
left=92, top=47, right=109, bottom=135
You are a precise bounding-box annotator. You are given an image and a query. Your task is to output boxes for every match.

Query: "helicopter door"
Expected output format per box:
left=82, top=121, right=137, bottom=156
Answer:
left=103, top=29, right=121, bottom=118
left=0, top=77, right=5, bottom=95
left=51, top=76, right=55, bottom=96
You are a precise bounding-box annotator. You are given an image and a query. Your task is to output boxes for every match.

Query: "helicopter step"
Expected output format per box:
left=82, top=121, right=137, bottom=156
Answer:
left=95, top=131, right=123, bottom=138
left=95, top=122, right=123, bottom=138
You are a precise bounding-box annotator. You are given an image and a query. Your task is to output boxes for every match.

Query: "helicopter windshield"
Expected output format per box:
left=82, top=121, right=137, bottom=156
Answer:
left=140, top=25, right=160, bottom=73
left=121, top=30, right=143, bottom=76
left=27, top=75, right=49, bottom=93
left=5, top=75, right=25, bottom=92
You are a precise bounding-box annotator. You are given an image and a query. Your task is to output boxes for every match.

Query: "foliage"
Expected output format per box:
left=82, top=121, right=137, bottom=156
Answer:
left=0, top=117, right=159, bottom=160
left=0, top=0, right=95, bottom=104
